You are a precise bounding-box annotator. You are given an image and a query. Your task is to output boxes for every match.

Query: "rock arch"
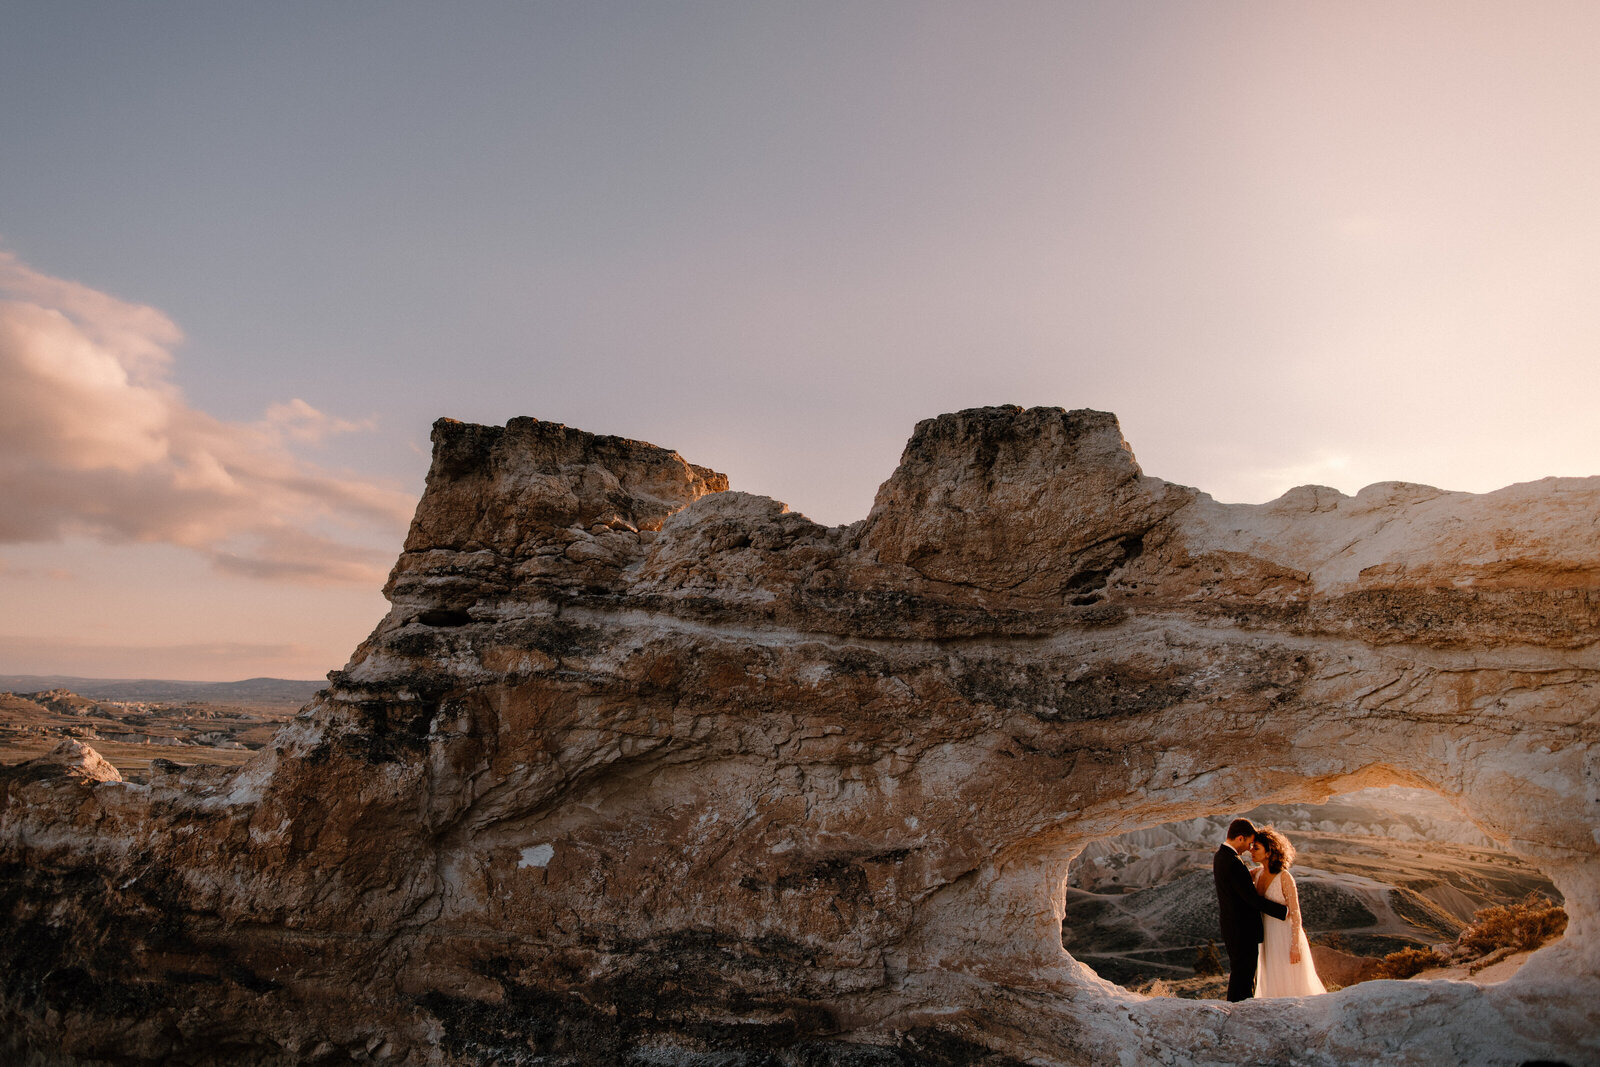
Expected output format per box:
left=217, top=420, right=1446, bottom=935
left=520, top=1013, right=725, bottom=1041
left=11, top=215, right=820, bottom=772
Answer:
left=3, top=406, right=1596, bottom=1065
left=1058, top=776, right=1566, bottom=996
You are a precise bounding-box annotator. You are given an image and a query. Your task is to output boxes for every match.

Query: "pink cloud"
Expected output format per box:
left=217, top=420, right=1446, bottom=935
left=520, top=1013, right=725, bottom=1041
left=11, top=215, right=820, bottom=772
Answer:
left=260, top=397, right=377, bottom=444
left=0, top=250, right=414, bottom=585
left=0, top=558, right=76, bottom=581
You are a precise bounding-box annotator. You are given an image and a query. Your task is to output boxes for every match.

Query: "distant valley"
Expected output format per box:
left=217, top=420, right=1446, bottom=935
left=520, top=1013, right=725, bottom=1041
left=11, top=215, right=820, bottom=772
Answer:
left=0, top=675, right=318, bottom=780
left=0, top=674, right=322, bottom=706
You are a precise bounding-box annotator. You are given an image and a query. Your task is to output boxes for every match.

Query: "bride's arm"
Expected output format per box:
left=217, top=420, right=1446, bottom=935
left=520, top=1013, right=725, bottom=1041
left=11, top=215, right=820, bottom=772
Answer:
left=1284, top=871, right=1304, bottom=965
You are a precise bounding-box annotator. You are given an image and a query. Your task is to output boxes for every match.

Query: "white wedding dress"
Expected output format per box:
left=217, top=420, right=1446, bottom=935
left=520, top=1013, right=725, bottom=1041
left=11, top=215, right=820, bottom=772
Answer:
left=1256, top=871, right=1326, bottom=997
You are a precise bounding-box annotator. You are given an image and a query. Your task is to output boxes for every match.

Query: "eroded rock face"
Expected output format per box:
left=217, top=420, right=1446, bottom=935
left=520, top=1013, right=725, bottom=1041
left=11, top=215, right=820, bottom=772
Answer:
left=3, top=406, right=1597, bottom=1066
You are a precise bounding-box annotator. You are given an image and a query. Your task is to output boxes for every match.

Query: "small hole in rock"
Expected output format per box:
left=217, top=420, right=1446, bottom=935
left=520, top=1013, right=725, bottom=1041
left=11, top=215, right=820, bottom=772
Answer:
left=415, top=609, right=474, bottom=627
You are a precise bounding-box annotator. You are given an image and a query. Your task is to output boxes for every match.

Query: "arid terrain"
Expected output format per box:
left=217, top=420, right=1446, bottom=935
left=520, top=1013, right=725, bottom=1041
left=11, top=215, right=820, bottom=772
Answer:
left=0, top=675, right=316, bottom=780
left=4, top=408, right=1595, bottom=1065
left=1064, top=788, right=1562, bottom=991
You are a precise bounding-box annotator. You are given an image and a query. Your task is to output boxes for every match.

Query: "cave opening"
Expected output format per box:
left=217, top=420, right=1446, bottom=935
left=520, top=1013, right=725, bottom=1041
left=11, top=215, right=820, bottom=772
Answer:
left=1059, top=784, right=1567, bottom=999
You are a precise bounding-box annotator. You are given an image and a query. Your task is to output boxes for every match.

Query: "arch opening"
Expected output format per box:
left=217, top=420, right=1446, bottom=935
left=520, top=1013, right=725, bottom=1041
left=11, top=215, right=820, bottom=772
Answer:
left=1058, top=783, right=1567, bottom=999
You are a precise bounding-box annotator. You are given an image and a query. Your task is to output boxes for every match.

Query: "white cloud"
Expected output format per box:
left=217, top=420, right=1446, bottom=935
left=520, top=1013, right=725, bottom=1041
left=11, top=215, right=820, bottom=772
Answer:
left=0, top=250, right=414, bottom=585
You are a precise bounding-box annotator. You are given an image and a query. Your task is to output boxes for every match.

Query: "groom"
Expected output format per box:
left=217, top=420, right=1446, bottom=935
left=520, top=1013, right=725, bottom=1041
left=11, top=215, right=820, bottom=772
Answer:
left=1213, top=817, right=1289, bottom=1001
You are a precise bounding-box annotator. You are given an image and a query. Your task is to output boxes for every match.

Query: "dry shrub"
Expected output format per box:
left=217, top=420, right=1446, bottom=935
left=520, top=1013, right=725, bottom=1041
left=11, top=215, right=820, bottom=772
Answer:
left=1373, top=946, right=1441, bottom=980
left=1316, top=931, right=1349, bottom=953
left=1457, top=893, right=1568, bottom=957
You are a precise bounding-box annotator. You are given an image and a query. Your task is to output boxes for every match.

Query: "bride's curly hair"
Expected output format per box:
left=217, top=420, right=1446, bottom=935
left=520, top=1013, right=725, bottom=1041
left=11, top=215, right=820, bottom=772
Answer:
left=1254, top=825, right=1296, bottom=874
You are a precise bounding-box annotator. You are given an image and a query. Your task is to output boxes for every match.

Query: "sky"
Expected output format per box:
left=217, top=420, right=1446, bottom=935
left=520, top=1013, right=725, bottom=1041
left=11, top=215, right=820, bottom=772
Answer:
left=2, top=2, right=1597, bottom=681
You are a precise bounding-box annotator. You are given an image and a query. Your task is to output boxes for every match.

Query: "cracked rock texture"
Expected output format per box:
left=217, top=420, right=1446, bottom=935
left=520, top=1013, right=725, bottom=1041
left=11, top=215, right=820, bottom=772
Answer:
left=3, top=406, right=1597, bottom=1066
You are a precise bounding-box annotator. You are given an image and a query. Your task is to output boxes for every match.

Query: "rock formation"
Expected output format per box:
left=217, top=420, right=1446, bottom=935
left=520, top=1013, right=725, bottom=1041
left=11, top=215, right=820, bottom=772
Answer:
left=3, top=406, right=1597, bottom=1065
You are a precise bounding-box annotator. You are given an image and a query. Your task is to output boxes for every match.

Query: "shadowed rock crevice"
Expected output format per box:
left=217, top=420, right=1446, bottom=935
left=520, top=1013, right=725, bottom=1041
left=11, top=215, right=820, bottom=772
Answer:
left=3, top=405, right=1598, bottom=1065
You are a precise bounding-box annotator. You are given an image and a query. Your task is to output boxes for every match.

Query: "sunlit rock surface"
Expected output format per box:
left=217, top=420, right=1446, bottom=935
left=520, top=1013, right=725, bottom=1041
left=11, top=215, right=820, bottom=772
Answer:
left=3, top=406, right=1597, bottom=1065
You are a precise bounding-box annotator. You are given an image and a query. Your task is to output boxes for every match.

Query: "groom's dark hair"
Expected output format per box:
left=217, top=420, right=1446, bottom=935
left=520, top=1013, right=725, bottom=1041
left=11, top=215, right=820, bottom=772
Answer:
left=1227, top=818, right=1257, bottom=839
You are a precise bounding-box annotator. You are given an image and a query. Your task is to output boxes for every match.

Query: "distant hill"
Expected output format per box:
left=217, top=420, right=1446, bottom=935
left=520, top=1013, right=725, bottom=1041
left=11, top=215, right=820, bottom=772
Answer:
left=0, top=675, right=324, bottom=707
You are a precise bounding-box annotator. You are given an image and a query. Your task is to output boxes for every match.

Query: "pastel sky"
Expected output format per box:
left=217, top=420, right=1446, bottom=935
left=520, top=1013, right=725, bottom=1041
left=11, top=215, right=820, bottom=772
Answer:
left=3, top=2, right=1597, bottom=681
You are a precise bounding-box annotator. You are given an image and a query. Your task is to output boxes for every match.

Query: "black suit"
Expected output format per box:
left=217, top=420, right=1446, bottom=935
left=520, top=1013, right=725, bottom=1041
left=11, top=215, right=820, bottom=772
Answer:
left=1213, top=844, right=1289, bottom=1002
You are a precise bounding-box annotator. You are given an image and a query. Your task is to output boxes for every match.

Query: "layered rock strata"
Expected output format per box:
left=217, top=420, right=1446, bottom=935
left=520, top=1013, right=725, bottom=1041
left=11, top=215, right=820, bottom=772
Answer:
left=3, top=407, right=1597, bottom=1065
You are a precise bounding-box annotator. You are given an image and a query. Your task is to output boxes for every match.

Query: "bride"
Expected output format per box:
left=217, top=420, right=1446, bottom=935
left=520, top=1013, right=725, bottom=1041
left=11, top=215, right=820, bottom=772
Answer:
left=1250, top=826, right=1327, bottom=997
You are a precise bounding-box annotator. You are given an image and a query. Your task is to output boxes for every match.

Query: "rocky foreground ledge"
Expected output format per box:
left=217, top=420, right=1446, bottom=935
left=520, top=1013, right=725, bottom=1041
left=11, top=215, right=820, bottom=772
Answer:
left=3, top=406, right=1597, bottom=1066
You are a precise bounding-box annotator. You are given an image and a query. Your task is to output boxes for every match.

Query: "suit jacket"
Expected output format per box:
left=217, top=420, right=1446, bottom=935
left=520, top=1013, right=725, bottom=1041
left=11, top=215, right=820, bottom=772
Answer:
left=1213, top=844, right=1289, bottom=946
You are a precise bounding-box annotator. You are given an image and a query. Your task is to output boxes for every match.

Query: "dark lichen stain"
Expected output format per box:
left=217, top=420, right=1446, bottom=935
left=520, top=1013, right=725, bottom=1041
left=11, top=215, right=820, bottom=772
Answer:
left=1318, top=587, right=1600, bottom=648
left=415, top=949, right=1028, bottom=1066
left=417, top=947, right=839, bottom=1066
left=507, top=618, right=606, bottom=659
left=772, top=860, right=871, bottom=904
left=829, top=647, right=894, bottom=678
left=1064, top=533, right=1147, bottom=604
left=952, top=659, right=1192, bottom=723
left=332, top=696, right=439, bottom=763
left=0, top=859, right=287, bottom=1065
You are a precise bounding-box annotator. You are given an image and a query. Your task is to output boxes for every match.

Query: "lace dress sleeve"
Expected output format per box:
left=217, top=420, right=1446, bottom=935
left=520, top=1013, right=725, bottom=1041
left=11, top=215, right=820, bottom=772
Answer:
left=1283, top=871, right=1304, bottom=948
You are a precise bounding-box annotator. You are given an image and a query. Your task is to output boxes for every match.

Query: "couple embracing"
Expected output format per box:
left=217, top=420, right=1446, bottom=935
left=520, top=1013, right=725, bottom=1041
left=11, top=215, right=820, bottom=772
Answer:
left=1212, top=817, right=1327, bottom=1001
